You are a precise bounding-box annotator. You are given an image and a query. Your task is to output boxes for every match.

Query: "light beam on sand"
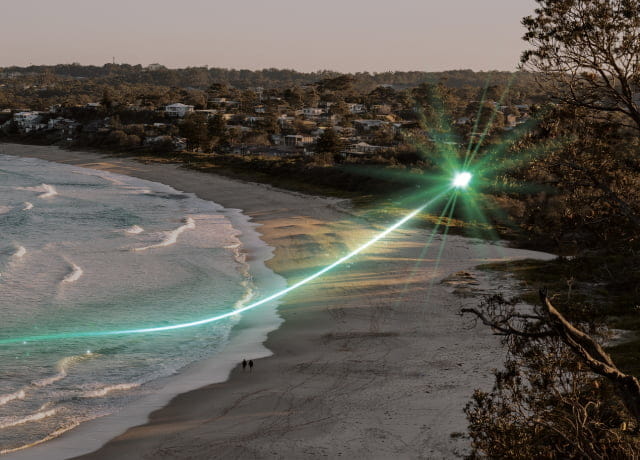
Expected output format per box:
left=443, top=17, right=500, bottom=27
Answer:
left=0, top=189, right=452, bottom=346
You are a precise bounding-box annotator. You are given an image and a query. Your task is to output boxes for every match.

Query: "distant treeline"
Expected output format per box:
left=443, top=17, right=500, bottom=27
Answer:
left=1, top=64, right=534, bottom=91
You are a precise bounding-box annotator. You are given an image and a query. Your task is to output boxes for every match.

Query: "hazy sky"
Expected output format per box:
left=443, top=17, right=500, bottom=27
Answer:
left=2, top=0, right=538, bottom=72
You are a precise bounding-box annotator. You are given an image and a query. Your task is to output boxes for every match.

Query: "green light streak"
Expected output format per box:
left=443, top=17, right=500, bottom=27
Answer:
left=0, top=189, right=451, bottom=346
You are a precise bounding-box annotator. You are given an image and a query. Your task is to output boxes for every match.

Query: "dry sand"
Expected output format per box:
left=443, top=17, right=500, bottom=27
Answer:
left=1, top=144, right=555, bottom=459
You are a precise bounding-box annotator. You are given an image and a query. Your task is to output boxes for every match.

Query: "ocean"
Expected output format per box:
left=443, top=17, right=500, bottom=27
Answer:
left=0, top=154, right=282, bottom=454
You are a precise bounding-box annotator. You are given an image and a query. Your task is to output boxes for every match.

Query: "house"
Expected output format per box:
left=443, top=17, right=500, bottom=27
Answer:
left=146, top=63, right=165, bottom=71
left=345, top=142, right=384, bottom=154
left=245, top=116, right=264, bottom=126
left=348, top=103, right=366, bottom=114
left=13, top=111, right=44, bottom=132
left=165, top=103, right=194, bottom=117
left=208, top=98, right=227, bottom=106
left=47, top=117, right=80, bottom=136
left=195, top=109, right=218, bottom=118
left=85, top=102, right=102, bottom=109
left=284, top=134, right=314, bottom=147
left=505, top=114, right=518, bottom=129
left=354, top=119, right=387, bottom=131
left=372, top=104, right=392, bottom=115
left=231, top=145, right=296, bottom=157
left=277, top=115, right=295, bottom=126
left=302, top=107, right=325, bottom=118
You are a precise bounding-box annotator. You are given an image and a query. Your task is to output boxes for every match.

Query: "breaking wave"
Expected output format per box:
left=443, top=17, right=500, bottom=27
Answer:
left=23, top=202, right=33, bottom=211
left=39, top=184, right=57, bottom=198
left=133, top=217, right=195, bottom=251
left=32, top=353, right=93, bottom=388
left=13, top=246, right=26, bottom=259
left=62, top=262, right=83, bottom=283
left=0, top=389, right=26, bottom=407
left=0, top=417, right=84, bottom=455
left=82, top=382, right=140, bottom=398
left=0, top=408, right=57, bottom=429
left=124, top=225, right=144, bottom=234
left=16, top=184, right=58, bottom=198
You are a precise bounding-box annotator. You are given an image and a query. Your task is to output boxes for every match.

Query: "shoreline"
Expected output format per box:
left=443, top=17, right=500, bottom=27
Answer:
left=1, top=149, right=286, bottom=459
left=1, top=143, right=556, bottom=458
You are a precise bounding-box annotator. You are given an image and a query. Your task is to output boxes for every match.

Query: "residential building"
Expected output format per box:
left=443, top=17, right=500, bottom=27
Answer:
left=346, top=142, right=384, bottom=154
left=165, top=103, right=195, bottom=117
left=284, top=134, right=314, bottom=147
left=302, top=107, right=325, bottom=118
left=354, top=119, right=387, bottom=131
left=13, top=111, right=43, bottom=132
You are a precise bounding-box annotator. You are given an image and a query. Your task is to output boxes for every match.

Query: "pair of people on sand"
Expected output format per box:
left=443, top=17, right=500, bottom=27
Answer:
left=241, top=359, right=253, bottom=372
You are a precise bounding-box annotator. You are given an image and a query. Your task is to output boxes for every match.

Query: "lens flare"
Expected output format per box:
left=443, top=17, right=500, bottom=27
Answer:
left=453, top=172, right=472, bottom=188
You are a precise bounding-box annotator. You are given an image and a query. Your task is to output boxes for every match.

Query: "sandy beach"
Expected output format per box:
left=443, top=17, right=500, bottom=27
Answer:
left=1, top=144, right=554, bottom=459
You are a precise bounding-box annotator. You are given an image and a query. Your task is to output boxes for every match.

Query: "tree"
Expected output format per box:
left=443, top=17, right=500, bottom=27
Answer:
left=207, top=113, right=227, bottom=138
left=462, top=291, right=640, bottom=458
left=316, top=128, right=343, bottom=155
left=180, top=113, right=209, bottom=151
left=101, top=89, right=113, bottom=110
left=317, top=75, right=355, bottom=92
left=521, top=0, right=640, bottom=132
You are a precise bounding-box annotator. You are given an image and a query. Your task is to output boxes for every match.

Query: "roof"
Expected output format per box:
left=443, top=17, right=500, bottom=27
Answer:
left=166, top=103, right=193, bottom=108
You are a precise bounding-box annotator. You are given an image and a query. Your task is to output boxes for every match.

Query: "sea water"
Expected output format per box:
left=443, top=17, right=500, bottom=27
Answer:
left=0, top=154, right=273, bottom=453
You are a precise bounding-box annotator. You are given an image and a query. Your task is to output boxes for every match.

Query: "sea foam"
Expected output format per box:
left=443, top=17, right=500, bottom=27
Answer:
left=17, top=184, right=58, bottom=198
left=133, top=217, right=195, bottom=251
left=23, top=202, right=34, bottom=211
left=0, top=409, right=57, bottom=429
left=62, top=262, right=83, bottom=283
left=83, top=382, right=140, bottom=398
left=39, top=184, right=57, bottom=198
left=0, top=389, right=26, bottom=407
left=32, top=353, right=92, bottom=388
left=13, top=246, right=26, bottom=259
left=124, top=225, right=144, bottom=234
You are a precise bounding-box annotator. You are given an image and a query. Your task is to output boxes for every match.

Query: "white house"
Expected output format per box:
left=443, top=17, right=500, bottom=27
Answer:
left=348, top=103, right=366, bottom=114
left=13, top=111, right=44, bottom=132
left=284, top=134, right=314, bottom=147
left=346, top=142, right=384, bottom=154
left=302, top=107, right=325, bottom=118
left=354, top=119, right=387, bottom=131
left=165, top=103, right=195, bottom=117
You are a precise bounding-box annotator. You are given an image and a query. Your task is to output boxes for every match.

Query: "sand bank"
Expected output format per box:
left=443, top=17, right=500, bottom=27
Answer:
left=1, top=144, right=554, bottom=458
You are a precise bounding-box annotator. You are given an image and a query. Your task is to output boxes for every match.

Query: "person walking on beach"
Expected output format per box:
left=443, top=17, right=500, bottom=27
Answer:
left=249, top=360, right=254, bottom=372
left=242, top=359, right=247, bottom=372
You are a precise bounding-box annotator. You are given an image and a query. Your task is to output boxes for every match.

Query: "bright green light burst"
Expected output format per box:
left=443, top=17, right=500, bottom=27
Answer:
left=453, top=172, right=472, bottom=188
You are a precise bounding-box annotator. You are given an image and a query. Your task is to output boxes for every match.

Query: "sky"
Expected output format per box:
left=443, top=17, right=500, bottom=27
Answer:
left=2, top=0, right=538, bottom=72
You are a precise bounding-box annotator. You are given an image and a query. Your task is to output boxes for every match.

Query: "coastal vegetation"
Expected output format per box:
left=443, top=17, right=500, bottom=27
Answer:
left=461, top=0, right=640, bottom=457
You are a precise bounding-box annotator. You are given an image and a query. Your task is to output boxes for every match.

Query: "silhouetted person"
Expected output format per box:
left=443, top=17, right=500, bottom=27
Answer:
left=242, top=359, right=247, bottom=372
left=249, top=360, right=254, bottom=372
